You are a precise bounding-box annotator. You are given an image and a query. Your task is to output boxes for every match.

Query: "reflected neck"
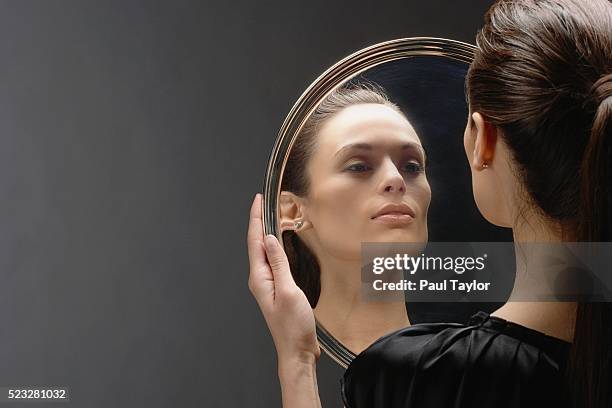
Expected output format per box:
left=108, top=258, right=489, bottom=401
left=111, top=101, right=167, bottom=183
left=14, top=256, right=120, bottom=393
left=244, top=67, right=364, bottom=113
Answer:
left=313, top=258, right=410, bottom=354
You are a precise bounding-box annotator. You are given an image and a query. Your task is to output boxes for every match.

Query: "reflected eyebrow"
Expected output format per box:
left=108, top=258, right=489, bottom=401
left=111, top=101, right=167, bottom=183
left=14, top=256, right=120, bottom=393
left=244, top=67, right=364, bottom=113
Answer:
left=333, top=143, right=374, bottom=157
left=334, top=142, right=427, bottom=162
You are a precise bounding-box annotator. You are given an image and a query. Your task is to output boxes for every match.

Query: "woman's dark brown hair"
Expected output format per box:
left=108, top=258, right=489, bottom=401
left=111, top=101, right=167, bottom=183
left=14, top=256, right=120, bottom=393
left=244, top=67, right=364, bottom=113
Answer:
left=280, top=82, right=401, bottom=307
left=466, top=0, right=611, bottom=406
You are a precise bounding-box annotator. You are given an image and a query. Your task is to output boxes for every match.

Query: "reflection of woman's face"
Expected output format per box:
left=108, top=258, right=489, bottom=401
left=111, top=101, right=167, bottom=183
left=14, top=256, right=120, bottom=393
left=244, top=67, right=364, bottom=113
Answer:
left=301, top=103, right=431, bottom=261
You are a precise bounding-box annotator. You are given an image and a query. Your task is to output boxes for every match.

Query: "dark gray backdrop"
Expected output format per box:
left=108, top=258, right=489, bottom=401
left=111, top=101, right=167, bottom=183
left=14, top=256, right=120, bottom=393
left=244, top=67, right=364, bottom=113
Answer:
left=0, top=1, right=494, bottom=406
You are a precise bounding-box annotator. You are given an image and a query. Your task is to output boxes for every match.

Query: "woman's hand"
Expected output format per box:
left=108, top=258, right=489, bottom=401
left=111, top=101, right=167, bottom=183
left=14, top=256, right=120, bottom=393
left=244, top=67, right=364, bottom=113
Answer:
left=247, top=193, right=320, bottom=365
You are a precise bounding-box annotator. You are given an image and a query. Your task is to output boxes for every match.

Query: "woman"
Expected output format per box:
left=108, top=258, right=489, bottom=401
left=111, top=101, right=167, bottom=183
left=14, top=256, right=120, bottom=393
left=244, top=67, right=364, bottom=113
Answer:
left=247, top=0, right=611, bottom=406
left=278, top=83, right=431, bottom=353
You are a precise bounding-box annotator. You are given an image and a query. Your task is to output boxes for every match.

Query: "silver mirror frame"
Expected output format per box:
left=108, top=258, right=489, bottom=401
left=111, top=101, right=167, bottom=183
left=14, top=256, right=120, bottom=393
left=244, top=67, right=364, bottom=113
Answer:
left=262, top=37, right=476, bottom=368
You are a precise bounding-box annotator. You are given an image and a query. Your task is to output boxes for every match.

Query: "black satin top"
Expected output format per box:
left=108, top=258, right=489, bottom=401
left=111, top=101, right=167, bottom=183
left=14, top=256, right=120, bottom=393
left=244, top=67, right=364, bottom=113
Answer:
left=341, top=311, right=571, bottom=408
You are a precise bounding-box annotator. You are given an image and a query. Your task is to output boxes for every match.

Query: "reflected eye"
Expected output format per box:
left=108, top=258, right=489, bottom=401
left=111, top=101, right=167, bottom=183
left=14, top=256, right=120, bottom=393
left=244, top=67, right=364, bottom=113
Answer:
left=346, top=162, right=372, bottom=172
left=403, top=162, right=424, bottom=174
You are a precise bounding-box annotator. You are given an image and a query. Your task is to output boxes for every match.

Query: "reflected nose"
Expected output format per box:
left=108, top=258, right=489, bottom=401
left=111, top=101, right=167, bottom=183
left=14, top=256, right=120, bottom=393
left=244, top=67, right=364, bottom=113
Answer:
left=379, top=160, right=406, bottom=194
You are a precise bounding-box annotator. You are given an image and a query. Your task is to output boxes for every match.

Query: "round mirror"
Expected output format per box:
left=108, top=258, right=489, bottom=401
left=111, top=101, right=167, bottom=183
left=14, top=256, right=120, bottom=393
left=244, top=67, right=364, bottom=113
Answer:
left=262, top=38, right=512, bottom=367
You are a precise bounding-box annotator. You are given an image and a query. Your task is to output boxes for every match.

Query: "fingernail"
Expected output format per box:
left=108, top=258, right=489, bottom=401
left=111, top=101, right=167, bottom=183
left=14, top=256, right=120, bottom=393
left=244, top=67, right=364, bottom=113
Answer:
left=264, top=234, right=276, bottom=249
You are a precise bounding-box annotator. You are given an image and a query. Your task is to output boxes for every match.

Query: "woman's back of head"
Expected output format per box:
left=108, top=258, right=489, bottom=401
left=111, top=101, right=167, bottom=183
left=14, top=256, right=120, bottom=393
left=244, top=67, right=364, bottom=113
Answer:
left=466, top=0, right=611, bottom=406
left=467, top=0, right=611, bottom=234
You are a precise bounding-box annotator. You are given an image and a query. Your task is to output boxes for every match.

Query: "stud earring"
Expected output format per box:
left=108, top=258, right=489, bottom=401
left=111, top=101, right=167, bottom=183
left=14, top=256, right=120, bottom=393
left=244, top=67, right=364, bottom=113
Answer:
left=482, top=162, right=489, bottom=169
left=294, top=220, right=304, bottom=230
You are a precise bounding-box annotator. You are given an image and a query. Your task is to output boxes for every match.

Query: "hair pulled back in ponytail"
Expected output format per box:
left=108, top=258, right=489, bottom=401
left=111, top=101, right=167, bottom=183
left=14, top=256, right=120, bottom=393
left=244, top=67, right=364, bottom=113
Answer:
left=466, top=1, right=612, bottom=406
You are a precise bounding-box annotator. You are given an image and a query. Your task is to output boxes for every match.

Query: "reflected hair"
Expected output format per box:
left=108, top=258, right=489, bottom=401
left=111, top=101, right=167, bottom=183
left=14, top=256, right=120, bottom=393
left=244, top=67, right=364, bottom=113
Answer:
left=466, top=0, right=611, bottom=406
left=281, top=82, right=401, bottom=307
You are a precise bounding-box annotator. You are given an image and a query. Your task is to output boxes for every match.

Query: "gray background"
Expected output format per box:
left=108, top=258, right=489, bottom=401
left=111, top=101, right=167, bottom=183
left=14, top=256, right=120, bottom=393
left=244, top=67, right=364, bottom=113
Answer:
left=0, top=1, right=494, bottom=406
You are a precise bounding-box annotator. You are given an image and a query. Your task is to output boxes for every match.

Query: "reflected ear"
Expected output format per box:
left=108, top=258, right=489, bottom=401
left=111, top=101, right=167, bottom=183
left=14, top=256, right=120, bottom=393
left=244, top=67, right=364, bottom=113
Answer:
left=471, top=112, right=497, bottom=170
left=279, top=191, right=310, bottom=233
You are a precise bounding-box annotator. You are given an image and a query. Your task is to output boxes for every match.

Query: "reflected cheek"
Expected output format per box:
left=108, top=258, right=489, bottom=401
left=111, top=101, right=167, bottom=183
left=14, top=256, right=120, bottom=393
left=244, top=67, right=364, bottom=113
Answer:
left=308, top=187, right=367, bottom=257
left=310, top=184, right=363, bottom=231
left=411, top=183, right=431, bottom=241
left=411, top=179, right=431, bottom=223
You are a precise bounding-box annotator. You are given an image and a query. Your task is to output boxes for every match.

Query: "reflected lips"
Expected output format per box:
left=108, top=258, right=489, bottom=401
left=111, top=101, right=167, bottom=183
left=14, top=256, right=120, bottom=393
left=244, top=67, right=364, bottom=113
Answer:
left=371, top=203, right=415, bottom=225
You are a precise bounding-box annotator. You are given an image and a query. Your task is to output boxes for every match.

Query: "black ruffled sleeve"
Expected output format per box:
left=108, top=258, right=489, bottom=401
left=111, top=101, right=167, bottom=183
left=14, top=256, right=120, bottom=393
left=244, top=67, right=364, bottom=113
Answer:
left=341, top=311, right=571, bottom=408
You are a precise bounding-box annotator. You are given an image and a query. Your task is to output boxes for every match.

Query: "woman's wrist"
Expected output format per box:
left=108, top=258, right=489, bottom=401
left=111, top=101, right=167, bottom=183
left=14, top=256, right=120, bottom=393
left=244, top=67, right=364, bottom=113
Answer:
left=278, top=350, right=318, bottom=374
left=278, top=354, right=321, bottom=408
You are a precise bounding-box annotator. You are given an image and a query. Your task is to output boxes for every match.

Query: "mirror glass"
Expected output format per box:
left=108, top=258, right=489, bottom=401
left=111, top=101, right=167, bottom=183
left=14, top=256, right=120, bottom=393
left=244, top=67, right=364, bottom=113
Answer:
left=263, top=38, right=512, bottom=367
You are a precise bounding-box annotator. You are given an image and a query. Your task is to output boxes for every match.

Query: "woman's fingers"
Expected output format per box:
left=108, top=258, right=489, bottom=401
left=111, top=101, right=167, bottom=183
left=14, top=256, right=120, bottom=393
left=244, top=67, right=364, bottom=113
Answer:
left=247, top=194, right=273, bottom=299
left=247, top=194, right=319, bottom=364
left=247, top=193, right=298, bottom=303
left=247, top=193, right=264, bottom=265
